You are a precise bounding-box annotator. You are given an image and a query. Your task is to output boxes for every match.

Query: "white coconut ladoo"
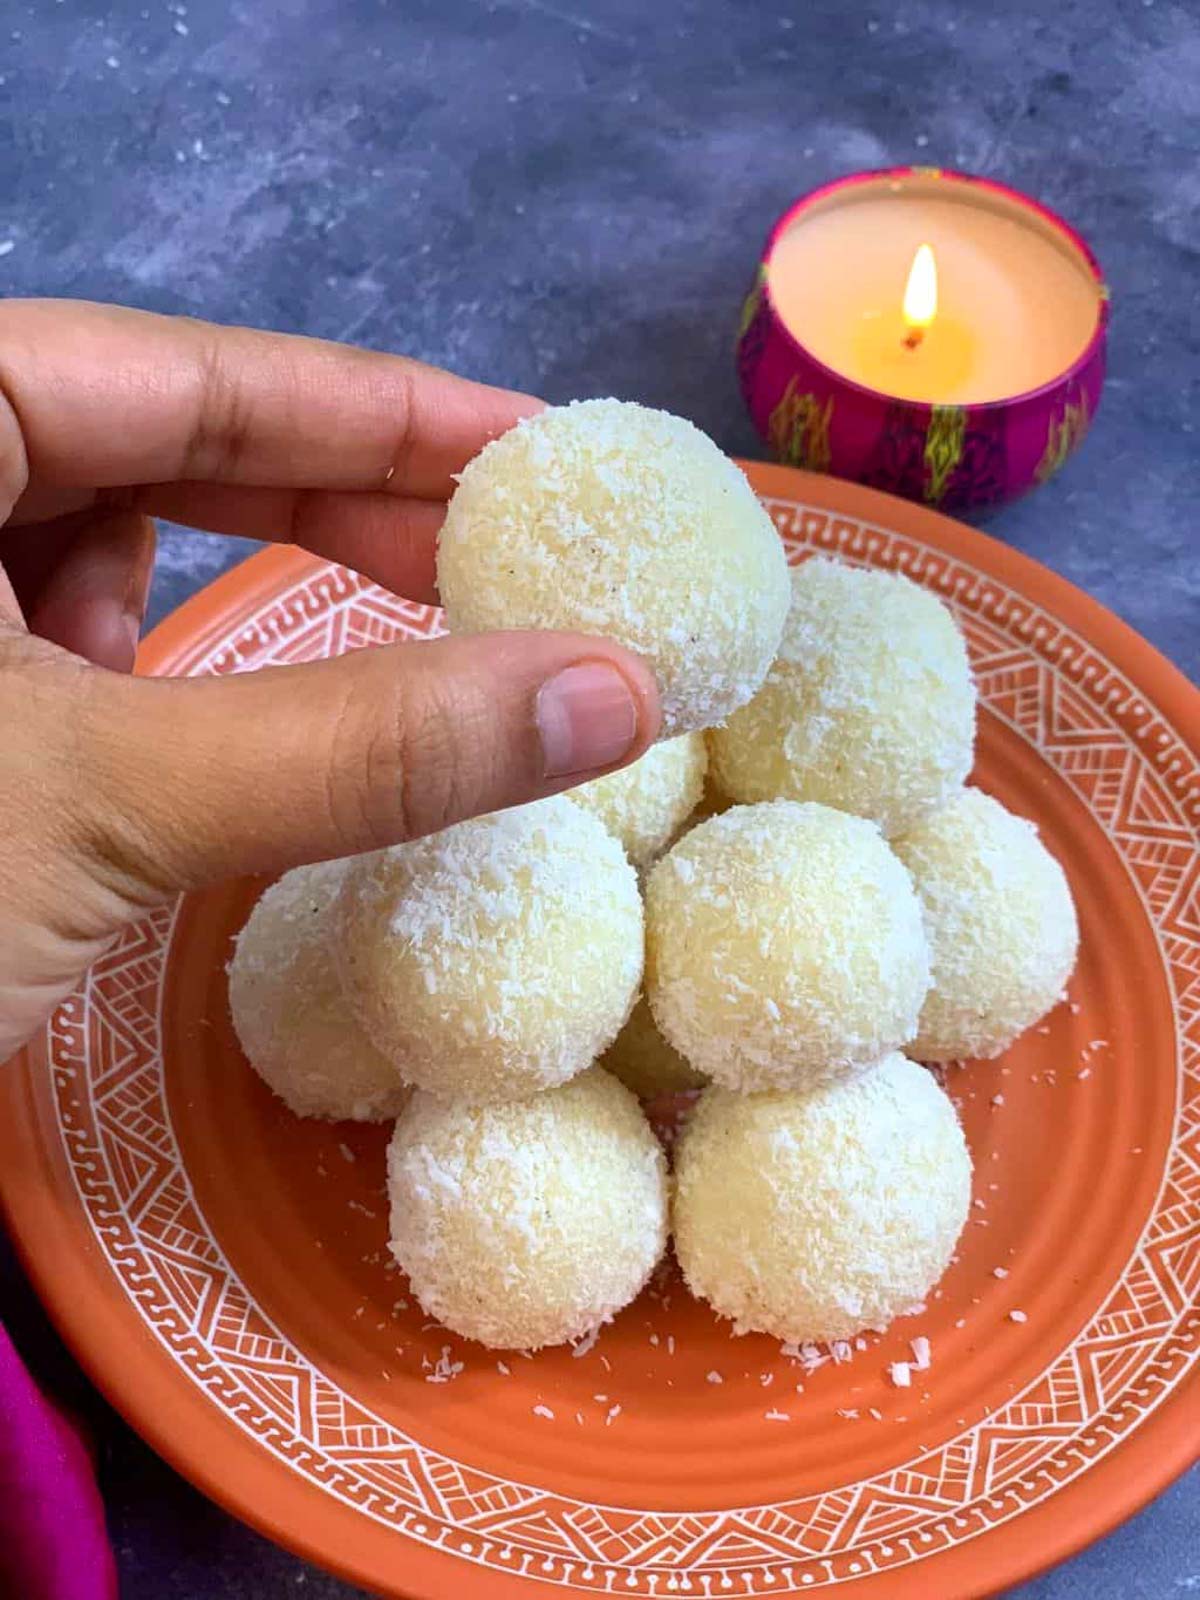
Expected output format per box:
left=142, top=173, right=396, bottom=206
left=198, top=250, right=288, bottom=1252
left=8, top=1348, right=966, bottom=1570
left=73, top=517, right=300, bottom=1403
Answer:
left=894, top=787, right=1080, bottom=1061
left=387, top=1069, right=669, bottom=1349
left=709, top=557, right=976, bottom=836
left=645, top=801, right=930, bottom=1092
left=569, top=732, right=707, bottom=868
left=228, top=861, right=410, bottom=1122
left=672, top=1055, right=972, bottom=1344
left=335, top=797, right=642, bottom=1104
left=437, top=399, right=790, bottom=737
left=600, top=991, right=707, bottom=1098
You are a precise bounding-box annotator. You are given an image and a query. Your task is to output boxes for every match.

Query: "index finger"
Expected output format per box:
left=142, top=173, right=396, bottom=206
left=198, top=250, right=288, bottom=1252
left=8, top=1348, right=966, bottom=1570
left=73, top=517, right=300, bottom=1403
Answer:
left=0, top=299, right=539, bottom=508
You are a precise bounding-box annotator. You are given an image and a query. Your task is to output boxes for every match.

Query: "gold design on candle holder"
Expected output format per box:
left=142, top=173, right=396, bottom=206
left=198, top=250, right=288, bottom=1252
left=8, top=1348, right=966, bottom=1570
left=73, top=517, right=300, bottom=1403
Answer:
left=738, top=264, right=767, bottom=338
left=1035, top=394, right=1091, bottom=484
left=923, top=404, right=966, bottom=503
left=768, top=379, right=833, bottom=472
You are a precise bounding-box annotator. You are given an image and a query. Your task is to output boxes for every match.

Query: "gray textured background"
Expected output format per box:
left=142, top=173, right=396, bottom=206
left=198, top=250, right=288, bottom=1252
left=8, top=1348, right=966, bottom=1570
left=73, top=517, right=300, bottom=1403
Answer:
left=1, top=0, right=1197, bottom=1595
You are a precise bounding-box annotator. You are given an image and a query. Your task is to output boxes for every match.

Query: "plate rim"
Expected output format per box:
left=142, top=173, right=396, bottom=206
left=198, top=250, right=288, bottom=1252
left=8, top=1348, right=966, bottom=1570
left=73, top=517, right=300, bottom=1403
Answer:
left=138, top=466, right=1200, bottom=732
left=1, top=464, right=1197, bottom=1600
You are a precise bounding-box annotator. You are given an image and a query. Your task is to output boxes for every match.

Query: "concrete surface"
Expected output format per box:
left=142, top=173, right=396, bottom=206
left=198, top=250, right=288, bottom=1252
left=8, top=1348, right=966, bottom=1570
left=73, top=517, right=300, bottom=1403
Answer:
left=0, top=0, right=1195, bottom=1595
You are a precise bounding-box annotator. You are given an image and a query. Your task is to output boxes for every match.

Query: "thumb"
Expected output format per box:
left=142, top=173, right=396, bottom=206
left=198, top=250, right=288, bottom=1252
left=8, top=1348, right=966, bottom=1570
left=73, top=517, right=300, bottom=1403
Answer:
left=78, top=630, right=660, bottom=893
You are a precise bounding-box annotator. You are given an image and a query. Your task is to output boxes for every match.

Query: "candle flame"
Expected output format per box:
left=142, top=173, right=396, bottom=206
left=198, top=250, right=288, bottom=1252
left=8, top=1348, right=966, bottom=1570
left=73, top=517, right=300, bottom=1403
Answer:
left=903, top=242, right=938, bottom=333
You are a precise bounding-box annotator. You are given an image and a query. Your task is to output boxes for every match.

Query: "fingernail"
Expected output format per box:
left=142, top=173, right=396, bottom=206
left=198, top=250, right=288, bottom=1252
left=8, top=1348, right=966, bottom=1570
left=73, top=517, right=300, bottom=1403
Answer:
left=537, top=662, right=639, bottom=778
left=121, top=523, right=155, bottom=671
left=120, top=606, right=142, bottom=667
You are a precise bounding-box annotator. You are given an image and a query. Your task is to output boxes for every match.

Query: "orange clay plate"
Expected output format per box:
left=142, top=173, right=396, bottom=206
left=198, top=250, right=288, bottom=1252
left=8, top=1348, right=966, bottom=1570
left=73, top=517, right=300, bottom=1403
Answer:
left=0, top=465, right=1197, bottom=1600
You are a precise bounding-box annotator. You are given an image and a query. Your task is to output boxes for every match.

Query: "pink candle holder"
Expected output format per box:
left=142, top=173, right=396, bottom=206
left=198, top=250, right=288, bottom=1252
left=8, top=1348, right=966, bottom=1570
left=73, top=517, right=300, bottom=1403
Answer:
left=736, top=168, right=1110, bottom=516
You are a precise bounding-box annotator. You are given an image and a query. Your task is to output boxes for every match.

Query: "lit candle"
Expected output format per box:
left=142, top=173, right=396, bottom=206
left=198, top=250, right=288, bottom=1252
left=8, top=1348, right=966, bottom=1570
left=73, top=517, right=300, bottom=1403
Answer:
left=736, top=168, right=1109, bottom=513
left=901, top=243, right=937, bottom=349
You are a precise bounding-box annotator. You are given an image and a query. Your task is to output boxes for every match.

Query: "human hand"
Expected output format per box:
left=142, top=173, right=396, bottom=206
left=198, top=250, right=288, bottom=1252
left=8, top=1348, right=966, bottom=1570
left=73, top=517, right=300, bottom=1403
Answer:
left=0, top=300, right=660, bottom=1059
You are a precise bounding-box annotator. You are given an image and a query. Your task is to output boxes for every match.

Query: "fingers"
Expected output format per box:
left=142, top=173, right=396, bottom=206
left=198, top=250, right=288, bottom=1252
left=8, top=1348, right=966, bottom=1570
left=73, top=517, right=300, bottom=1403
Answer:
left=0, top=301, right=539, bottom=604
left=0, top=300, right=540, bottom=518
left=135, top=482, right=445, bottom=602
left=77, top=631, right=661, bottom=893
left=4, top=482, right=445, bottom=612
left=2, top=511, right=155, bottom=671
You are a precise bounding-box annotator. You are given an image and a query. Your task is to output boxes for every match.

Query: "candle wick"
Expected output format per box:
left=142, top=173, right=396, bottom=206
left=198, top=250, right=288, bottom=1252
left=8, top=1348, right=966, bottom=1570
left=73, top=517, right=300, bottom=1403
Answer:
left=902, top=326, right=925, bottom=351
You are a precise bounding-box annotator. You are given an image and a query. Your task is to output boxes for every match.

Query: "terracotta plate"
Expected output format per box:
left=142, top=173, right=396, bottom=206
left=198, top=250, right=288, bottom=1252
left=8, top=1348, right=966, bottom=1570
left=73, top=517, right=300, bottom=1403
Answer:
left=1, top=466, right=1197, bottom=1600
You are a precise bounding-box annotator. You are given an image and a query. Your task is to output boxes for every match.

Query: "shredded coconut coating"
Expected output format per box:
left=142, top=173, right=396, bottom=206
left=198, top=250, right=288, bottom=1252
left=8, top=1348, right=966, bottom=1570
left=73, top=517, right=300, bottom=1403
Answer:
left=335, top=797, right=642, bottom=1103
left=600, top=990, right=707, bottom=1098
left=673, top=1055, right=972, bottom=1343
left=645, top=802, right=930, bottom=1091
left=894, top=788, right=1079, bottom=1061
left=228, top=861, right=411, bottom=1122
left=437, top=399, right=790, bottom=737
left=569, top=733, right=707, bottom=867
left=387, top=1068, right=668, bottom=1349
left=709, top=558, right=976, bottom=836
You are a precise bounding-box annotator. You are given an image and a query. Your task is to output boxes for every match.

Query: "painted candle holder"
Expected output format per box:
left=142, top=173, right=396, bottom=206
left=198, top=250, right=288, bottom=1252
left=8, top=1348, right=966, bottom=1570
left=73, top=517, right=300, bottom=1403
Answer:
left=736, top=168, right=1110, bottom=516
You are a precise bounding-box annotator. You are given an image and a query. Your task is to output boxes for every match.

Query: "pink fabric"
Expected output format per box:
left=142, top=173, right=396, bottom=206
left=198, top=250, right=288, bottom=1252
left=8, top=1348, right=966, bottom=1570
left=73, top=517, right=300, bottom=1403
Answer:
left=0, top=1322, right=117, bottom=1600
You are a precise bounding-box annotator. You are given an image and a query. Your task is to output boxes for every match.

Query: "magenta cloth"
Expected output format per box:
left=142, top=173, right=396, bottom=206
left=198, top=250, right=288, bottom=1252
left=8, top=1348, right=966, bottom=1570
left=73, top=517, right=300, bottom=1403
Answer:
left=0, top=1321, right=117, bottom=1600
